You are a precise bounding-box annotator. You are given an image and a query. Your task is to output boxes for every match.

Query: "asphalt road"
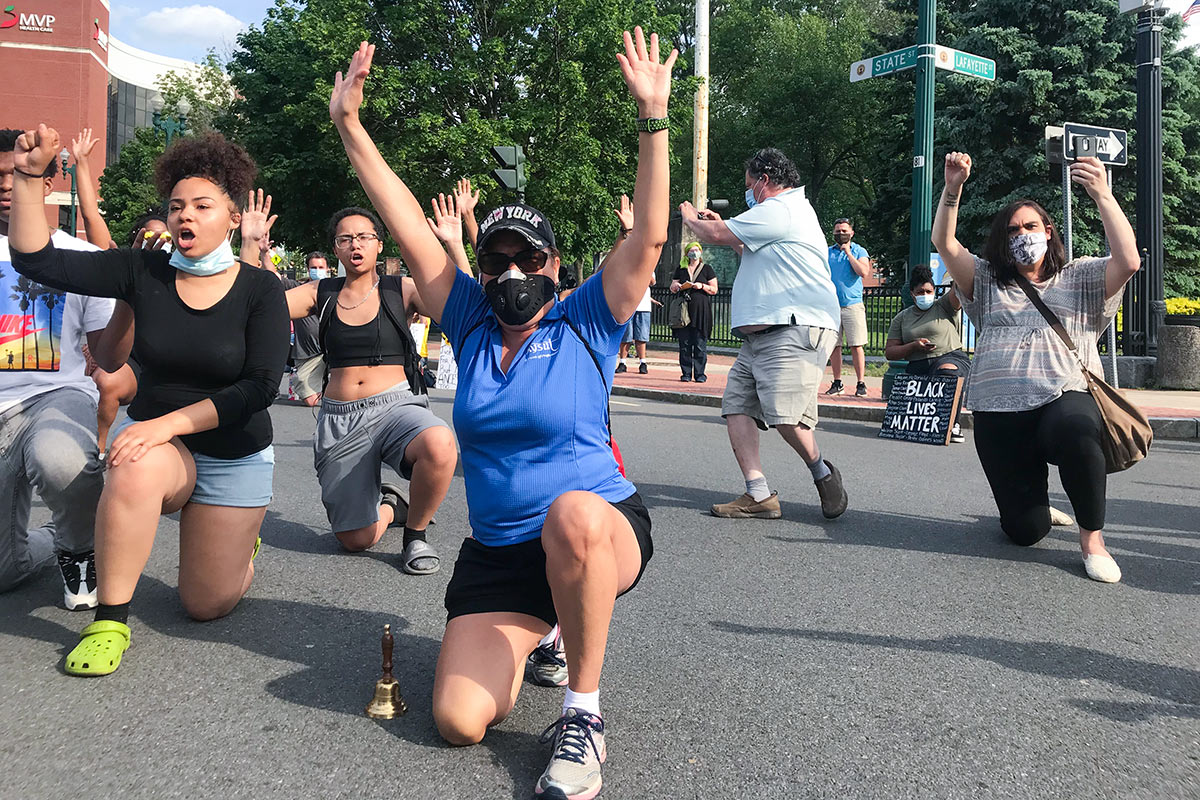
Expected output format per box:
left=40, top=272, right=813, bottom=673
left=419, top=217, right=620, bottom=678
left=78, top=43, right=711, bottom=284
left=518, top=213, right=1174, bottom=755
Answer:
left=3, top=393, right=1198, bottom=800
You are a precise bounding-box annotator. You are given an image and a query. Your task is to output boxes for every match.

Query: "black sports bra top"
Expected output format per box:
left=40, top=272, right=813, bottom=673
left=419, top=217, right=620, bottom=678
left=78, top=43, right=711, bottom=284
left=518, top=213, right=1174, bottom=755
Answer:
left=324, top=305, right=410, bottom=369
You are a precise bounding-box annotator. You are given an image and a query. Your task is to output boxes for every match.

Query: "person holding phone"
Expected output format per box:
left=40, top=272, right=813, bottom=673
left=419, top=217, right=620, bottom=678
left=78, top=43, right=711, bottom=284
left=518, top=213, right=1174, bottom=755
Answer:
left=669, top=241, right=717, bottom=381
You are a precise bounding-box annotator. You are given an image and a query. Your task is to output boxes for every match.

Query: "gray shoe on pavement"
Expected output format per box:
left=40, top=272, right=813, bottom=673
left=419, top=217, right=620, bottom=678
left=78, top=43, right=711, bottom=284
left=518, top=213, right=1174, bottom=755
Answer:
left=814, top=461, right=848, bottom=519
left=535, top=708, right=605, bottom=799
left=527, top=640, right=569, bottom=687
left=710, top=492, right=781, bottom=519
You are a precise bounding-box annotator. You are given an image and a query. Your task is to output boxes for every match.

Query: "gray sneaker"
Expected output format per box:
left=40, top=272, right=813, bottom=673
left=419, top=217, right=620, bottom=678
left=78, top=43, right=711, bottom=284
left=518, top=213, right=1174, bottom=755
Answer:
left=527, top=640, right=569, bottom=687
left=536, top=708, right=605, bottom=799
left=814, top=460, right=848, bottom=519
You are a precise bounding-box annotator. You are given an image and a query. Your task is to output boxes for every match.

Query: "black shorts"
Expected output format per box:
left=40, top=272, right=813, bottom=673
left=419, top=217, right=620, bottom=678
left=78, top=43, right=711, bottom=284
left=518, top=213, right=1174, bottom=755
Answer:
left=444, top=492, right=653, bottom=627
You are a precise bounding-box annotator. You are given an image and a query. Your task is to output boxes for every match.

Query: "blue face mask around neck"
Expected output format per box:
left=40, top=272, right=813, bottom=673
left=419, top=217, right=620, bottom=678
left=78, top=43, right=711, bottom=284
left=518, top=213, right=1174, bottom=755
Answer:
left=169, top=237, right=236, bottom=277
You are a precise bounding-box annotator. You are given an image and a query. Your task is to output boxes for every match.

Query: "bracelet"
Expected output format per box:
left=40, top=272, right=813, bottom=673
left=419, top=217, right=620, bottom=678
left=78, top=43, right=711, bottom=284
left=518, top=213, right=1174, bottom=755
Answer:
left=635, top=117, right=669, bottom=133
left=13, top=166, right=44, bottom=179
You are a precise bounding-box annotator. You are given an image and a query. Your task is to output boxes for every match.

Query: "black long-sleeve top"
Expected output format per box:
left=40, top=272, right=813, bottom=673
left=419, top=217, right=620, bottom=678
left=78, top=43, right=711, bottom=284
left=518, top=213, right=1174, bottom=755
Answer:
left=12, top=242, right=289, bottom=459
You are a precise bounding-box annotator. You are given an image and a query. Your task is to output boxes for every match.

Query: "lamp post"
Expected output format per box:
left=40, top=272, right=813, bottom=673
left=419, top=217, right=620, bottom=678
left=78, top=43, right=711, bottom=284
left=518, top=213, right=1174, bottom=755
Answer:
left=60, top=147, right=78, bottom=237
left=150, top=94, right=191, bottom=147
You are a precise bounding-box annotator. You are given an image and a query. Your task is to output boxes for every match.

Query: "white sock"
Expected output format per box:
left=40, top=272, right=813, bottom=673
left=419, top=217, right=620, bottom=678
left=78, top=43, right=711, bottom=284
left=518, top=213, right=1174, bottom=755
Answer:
left=745, top=475, right=771, bottom=502
left=538, top=624, right=560, bottom=648
left=563, top=688, right=601, bottom=718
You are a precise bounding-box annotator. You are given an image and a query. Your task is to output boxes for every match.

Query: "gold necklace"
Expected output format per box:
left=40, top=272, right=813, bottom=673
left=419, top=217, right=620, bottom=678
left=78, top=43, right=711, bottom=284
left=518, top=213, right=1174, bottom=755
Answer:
left=337, top=278, right=381, bottom=310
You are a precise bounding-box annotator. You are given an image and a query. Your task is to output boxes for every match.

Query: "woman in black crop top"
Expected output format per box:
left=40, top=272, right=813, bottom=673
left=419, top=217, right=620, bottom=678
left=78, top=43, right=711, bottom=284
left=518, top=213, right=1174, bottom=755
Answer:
left=8, top=126, right=289, bottom=677
left=284, top=206, right=457, bottom=575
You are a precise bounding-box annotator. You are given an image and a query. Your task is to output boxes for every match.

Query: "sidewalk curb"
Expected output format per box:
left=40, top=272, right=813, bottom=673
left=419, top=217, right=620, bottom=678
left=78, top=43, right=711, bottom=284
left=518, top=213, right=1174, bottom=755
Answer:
left=611, top=387, right=1200, bottom=441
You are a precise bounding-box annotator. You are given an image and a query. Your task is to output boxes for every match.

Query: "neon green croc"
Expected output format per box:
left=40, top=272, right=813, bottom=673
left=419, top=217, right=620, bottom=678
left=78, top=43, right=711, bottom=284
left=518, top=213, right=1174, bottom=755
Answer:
left=66, top=620, right=131, bottom=677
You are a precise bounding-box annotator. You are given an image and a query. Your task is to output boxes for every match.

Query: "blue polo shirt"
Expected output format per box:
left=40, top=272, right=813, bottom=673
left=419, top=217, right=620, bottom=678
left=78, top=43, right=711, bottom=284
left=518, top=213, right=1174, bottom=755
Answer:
left=827, top=242, right=869, bottom=307
left=440, top=269, right=637, bottom=546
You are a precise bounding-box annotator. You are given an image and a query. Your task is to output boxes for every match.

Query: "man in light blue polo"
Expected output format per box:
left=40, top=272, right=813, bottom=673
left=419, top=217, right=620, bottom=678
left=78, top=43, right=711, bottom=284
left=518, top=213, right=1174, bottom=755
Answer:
left=826, top=217, right=872, bottom=397
left=680, top=147, right=848, bottom=521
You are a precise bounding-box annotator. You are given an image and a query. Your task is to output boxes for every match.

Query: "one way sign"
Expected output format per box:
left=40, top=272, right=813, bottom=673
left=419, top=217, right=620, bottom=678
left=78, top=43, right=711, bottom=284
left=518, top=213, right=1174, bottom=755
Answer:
left=1063, top=122, right=1128, bottom=167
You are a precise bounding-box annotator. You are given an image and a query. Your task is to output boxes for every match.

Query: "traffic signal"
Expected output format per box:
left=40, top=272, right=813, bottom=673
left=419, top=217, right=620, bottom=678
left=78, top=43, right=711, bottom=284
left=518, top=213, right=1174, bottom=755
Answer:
left=491, top=145, right=527, bottom=199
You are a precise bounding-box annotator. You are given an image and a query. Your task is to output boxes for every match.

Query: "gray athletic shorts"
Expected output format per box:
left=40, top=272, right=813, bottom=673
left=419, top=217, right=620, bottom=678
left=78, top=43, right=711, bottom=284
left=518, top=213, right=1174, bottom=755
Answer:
left=314, top=382, right=449, bottom=532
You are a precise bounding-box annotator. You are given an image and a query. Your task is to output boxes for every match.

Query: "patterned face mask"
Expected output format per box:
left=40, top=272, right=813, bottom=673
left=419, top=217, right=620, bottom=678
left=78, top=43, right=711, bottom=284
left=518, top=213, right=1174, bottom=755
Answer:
left=1008, top=232, right=1048, bottom=266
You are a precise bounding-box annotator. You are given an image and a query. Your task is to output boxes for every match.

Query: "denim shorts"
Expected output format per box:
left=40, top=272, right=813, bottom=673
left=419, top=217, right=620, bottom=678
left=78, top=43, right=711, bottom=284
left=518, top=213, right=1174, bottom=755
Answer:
left=623, top=310, right=651, bottom=343
left=112, top=416, right=275, bottom=508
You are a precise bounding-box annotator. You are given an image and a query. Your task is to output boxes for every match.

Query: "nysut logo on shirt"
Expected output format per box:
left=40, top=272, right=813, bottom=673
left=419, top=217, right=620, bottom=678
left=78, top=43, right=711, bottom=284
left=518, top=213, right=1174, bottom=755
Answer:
left=0, top=268, right=65, bottom=372
left=527, top=338, right=557, bottom=360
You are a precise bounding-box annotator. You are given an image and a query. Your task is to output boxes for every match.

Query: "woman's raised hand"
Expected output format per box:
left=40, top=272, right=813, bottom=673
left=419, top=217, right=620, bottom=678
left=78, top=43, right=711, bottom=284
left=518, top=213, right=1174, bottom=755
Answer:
left=12, top=124, right=60, bottom=178
left=427, top=193, right=462, bottom=244
left=70, top=128, right=100, bottom=164
left=241, top=188, right=278, bottom=248
left=944, top=152, right=972, bottom=190
left=614, top=194, right=635, bottom=231
left=331, top=42, right=375, bottom=125
left=616, top=26, right=677, bottom=118
left=454, top=178, right=480, bottom=217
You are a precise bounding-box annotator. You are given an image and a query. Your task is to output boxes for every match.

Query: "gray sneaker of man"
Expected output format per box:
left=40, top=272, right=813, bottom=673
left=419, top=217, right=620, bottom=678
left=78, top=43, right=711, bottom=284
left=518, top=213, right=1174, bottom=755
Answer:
left=535, top=708, right=605, bottom=799
left=814, top=461, right=848, bottom=519
left=710, top=492, right=781, bottom=519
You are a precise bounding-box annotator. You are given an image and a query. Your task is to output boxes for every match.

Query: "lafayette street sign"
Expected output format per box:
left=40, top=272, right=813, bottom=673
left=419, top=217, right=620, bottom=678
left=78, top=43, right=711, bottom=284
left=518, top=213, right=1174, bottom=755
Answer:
left=933, top=46, right=996, bottom=81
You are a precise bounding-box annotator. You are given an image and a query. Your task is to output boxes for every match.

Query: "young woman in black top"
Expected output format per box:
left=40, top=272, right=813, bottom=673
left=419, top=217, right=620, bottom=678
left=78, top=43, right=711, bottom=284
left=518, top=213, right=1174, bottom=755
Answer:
left=284, top=207, right=457, bottom=573
left=8, top=126, right=289, bottom=676
left=670, top=241, right=717, bottom=381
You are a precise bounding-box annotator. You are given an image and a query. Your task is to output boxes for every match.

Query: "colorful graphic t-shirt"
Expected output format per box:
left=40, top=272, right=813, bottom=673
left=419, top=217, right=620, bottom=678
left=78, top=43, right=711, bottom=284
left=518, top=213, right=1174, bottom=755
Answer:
left=0, top=231, right=114, bottom=412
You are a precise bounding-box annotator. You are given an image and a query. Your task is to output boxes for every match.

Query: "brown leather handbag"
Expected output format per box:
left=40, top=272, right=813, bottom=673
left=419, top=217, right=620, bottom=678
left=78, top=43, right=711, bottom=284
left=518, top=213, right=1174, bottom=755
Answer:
left=1015, top=274, right=1152, bottom=473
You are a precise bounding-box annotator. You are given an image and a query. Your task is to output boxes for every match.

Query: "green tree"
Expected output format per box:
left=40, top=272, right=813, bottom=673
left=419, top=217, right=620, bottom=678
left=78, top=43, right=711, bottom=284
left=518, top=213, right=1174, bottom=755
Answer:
left=157, top=51, right=236, bottom=134
left=224, top=0, right=693, bottom=262
left=98, top=127, right=166, bottom=245
left=867, top=0, right=1200, bottom=293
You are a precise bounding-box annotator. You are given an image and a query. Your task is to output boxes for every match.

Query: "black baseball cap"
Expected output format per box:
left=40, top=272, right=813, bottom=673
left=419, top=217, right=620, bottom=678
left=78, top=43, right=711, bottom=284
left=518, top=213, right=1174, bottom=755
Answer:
left=476, top=203, right=557, bottom=252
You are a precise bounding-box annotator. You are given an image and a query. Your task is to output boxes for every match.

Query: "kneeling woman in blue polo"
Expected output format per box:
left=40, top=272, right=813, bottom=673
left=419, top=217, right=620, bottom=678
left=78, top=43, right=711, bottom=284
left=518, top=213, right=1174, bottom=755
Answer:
left=328, top=30, right=672, bottom=799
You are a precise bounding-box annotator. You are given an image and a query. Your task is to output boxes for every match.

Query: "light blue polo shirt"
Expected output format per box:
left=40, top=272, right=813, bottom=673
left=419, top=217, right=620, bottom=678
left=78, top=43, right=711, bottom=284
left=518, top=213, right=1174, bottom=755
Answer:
left=724, top=187, right=840, bottom=331
left=440, top=268, right=637, bottom=546
left=827, top=242, right=869, bottom=307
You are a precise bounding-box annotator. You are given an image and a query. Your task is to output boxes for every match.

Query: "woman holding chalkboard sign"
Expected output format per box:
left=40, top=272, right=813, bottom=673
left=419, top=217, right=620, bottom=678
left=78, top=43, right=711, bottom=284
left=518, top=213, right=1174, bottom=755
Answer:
left=884, top=264, right=968, bottom=443
left=932, top=152, right=1140, bottom=584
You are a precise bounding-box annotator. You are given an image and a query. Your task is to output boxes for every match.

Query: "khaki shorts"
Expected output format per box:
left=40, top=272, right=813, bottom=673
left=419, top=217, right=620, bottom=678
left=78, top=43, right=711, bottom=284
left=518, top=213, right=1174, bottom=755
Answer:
left=837, top=303, right=868, bottom=348
left=721, top=325, right=838, bottom=430
left=291, top=354, right=326, bottom=400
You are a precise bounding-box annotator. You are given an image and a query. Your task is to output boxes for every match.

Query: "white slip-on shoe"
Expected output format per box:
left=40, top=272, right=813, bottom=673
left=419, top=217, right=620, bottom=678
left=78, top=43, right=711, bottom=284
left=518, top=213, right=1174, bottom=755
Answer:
left=1049, top=507, right=1074, bottom=527
left=1083, top=553, right=1122, bottom=583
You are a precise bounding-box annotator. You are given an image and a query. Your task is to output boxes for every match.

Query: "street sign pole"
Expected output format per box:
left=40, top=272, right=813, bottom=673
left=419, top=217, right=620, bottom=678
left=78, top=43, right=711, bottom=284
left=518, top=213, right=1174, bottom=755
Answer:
left=1134, top=5, right=1164, bottom=356
left=907, top=0, right=936, bottom=286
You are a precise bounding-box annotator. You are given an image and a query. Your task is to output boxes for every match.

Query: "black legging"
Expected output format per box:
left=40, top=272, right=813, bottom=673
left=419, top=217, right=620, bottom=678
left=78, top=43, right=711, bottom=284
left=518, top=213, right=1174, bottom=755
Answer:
left=676, top=327, right=708, bottom=380
left=973, top=391, right=1106, bottom=545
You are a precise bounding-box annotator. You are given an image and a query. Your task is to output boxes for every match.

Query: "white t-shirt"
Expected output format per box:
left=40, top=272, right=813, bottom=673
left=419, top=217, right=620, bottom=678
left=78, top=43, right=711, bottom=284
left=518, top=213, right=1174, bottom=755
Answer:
left=724, top=187, right=841, bottom=331
left=636, top=286, right=652, bottom=313
left=0, top=231, right=116, bottom=413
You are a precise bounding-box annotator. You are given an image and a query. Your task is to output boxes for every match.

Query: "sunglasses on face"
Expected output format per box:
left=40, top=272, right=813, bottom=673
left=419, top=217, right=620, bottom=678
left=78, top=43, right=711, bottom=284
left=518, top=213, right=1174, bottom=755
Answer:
left=477, top=248, right=549, bottom=276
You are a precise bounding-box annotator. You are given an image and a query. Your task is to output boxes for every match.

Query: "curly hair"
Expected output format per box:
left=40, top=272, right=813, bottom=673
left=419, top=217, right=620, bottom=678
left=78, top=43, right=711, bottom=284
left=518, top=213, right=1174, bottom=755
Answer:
left=154, top=132, right=255, bottom=205
left=909, top=264, right=935, bottom=291
left=744, top=148, right=801, bottom=189
left=0, top=128, right=59, bottom=179
left=982, top=200, right=1067, bottom=287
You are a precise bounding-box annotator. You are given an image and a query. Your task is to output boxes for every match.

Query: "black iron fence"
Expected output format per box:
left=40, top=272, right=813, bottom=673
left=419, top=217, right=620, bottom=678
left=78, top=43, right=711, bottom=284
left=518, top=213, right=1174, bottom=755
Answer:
left=648, top=285, right=985, bottom=356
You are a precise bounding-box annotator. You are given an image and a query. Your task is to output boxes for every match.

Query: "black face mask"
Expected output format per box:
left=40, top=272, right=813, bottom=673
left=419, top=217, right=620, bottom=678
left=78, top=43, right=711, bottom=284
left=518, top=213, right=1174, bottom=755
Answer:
left=833, top=233, right=852, bottom=244
left=484, top=271, right=557, bottom=326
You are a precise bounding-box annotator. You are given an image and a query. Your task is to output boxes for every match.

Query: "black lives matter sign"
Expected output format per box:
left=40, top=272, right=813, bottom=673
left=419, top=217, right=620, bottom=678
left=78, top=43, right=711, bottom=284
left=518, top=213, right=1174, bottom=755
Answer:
left=879, top=374, right=964, bottom=446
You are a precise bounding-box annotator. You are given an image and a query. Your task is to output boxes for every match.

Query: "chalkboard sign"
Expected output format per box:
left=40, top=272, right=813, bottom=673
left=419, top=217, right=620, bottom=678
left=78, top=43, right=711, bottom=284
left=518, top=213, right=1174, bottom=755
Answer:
left=878, top=374, right=964, bottom=446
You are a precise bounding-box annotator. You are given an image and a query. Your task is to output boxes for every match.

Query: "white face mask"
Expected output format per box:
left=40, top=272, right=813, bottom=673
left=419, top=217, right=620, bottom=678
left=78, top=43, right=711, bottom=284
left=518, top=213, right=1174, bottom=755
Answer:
left=914, top=294, right=936, bottom=311
left=1009, top=231, right=1048, bottom=266
left=686, top=249, right=701, bottom=262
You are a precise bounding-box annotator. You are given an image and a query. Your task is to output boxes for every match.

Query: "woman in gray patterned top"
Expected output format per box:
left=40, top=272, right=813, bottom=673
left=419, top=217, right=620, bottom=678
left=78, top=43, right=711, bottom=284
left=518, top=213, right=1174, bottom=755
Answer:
left=931, top=152, right=1140, bottom=584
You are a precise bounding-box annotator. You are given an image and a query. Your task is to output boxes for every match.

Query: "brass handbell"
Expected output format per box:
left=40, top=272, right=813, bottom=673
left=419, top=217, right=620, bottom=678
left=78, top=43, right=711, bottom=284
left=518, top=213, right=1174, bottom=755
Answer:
left=365, top=624, right=407, bottom=719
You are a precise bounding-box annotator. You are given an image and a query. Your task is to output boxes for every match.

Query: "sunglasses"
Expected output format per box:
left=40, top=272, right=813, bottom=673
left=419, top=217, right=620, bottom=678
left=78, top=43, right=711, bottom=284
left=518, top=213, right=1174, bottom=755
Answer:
left=477, top=248, right=550, bottom=276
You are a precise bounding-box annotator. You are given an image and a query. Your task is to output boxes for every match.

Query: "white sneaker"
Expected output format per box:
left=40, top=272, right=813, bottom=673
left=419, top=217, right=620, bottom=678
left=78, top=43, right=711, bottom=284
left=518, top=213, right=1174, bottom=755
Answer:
left=1083, top=553, right=1122, bottom=584
left=58, top=550, right=97, bottom=610
left=1049, top=507, right=1075, bottom=527
left=536, top=708, right=605, bottom=799
left=950, top=423, right=965, bottom=443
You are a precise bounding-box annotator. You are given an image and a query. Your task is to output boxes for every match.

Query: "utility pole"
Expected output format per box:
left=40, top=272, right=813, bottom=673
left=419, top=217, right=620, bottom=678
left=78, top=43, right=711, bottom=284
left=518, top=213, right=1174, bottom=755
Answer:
left=1134, top=3, right=1164, bottom=355
left=692, top=0, right=711, bottom=211
left=906, top=0, right=936, bottom=286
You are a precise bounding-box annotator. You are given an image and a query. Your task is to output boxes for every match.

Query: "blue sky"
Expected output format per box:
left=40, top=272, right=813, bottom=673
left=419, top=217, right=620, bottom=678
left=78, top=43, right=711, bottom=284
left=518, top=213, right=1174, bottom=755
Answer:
left=112, top=1, right=1200, bottom=65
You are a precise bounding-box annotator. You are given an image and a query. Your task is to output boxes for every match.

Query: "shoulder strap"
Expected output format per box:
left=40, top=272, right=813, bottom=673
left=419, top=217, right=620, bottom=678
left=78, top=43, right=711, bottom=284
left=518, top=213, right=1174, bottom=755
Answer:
left=560, top=314, right=614, bottom=443
left=378, top=276, right=426, bottom=395
left=1013, top=273, right=1078, bottom=353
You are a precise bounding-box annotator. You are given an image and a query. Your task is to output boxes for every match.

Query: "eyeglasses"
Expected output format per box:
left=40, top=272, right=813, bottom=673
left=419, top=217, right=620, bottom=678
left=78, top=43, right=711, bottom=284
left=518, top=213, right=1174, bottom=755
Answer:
left=477, top=248, right=550, bottom=276
left=333, top=232, right=381, bottom=248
